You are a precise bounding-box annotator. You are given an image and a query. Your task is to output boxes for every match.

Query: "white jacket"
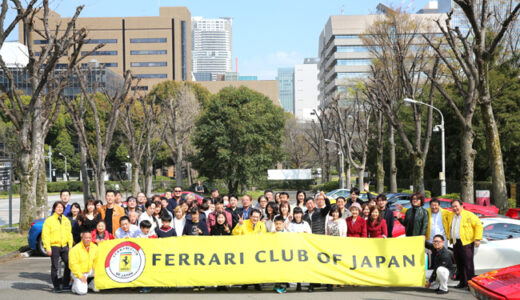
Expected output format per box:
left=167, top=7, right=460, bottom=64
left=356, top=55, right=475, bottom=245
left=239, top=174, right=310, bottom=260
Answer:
left=325, top=216, right=347, bottom=237
left=287, top=221, right=312, bottom=233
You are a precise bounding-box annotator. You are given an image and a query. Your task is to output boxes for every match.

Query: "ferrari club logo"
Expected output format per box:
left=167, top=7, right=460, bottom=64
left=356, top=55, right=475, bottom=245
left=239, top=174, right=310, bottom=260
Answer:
left=105, top=241, right=145, bottom=283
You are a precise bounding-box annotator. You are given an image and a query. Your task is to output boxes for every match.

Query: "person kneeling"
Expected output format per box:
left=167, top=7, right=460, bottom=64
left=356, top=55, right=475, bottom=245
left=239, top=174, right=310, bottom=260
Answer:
left=69, top=230, right=98, bottom=295
left=425, top=234, right=455, bottom=294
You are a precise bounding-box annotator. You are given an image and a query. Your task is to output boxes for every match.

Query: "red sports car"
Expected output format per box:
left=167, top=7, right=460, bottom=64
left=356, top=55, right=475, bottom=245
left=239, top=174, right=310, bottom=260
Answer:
left=469, top=264, right=520, bottom=300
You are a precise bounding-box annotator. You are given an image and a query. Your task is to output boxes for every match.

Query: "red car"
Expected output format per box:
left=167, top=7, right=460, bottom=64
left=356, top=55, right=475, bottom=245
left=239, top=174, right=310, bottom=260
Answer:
left=396, top=198, right=499, bottom=216
left=506, top=209, right=520, bottom=220
left=469, top=264, right=520, bottom=300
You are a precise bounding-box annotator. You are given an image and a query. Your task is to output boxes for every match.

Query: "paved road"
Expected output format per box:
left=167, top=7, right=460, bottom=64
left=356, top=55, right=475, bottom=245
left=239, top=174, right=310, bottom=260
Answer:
left=0, top=256, right=471, bottom=299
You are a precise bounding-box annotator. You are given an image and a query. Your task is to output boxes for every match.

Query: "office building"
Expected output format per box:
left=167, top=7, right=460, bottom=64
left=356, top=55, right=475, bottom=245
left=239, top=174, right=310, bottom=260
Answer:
left=276, top=68, right=294, bottom=113
left=198, top=80, right=280, bottom=107
left=318, top=4, right=444, bottom=107
left=294, top=58, right=319, bottom=122
left=192, top=16, right=233, bottom=81
left=239, top=75, right=257, bottom=81
left=19, top=7, right=192, bottom=92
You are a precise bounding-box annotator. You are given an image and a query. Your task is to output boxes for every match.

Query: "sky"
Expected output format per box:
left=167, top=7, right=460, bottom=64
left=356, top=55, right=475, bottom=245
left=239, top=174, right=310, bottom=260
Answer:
left=8, top=0, right=432, bottom=80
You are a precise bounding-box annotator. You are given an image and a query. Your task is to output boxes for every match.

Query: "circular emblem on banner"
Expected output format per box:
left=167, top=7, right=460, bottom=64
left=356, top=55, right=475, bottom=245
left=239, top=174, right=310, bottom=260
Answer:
left=105, top=241, right=145, bottom=283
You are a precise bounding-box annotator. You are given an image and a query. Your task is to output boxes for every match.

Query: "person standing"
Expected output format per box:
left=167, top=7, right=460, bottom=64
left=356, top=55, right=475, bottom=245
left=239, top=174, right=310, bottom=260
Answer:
left=236, top=195, right=254, bottom=220
left=81, top=200, right=100, bottom=233
left=346, top=203, right=367, bottom=237
left=325, top=205, right=347, bottom=237
left=136, top=192, right=147, bottom=213
left=124, top=197, right=142, bottom=217
left=69, top=231, right=98, bottom=295
left=207, top=200, right=232, bottom=233
left=375, top=194, right=394, bottom=237
left=115, top=216, right=140, bottom=239
left=346, top=188, right=362, bottom=208
left=288, top=207, right=312, bottom=233
left=303, top=197, right=315, bottom=227
left=42, top=201, right=73, bottom=293
left=183, top=207, right=209, bottom=236
left=172, top=206, right=186, bottom=237
left=60, top=189, right=72, bottom=216
left=396, top=193, right=428, bottom=237
left=447, top=199, right=483, bottom=289
left=425, top=234, right=455, bottom=295
left=138, top=201, right=158, bottom=233
left=97, top=190, right=125, bottom=236
left=194, top=180, right=205, bottom=195
left=335, top=197, right=351, bottom=220
left=367, top=207, right=387, bottom=238
left=167, top=186, right=183, bottom=213
left=310, top=192, right=331, bottom=234
left=232, top=209, right=266, bottom=235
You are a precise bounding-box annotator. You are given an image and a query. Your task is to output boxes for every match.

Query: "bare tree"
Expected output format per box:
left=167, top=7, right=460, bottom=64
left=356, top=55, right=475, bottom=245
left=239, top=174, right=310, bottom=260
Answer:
left=304, top=118, right=326, bottom=184
left=308, top=106, right=335, bottom=183
left=119, top=91, right=165, bottom=196
left=362, top=10, right=438, bottom=194
left=282, top=114, right=315, bottom=169
left=71, top=66, right=133, bottom=199
left=0, top=0, right=94, bottom=231
left=424, top=1, right=520, bottom=208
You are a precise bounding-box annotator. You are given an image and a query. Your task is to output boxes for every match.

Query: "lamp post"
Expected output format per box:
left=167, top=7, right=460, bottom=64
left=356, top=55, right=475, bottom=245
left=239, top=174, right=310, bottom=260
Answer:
left=58, top=152, right=67, bottom=182
left=404, top=98, right=446, bottom=195
left=324, top=139, right=345, bottom=190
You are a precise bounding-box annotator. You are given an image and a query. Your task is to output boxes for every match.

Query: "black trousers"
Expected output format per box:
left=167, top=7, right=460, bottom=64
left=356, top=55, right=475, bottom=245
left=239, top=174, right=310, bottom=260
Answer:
left=453, top=239, right=475, bottom=285
left=50, top=246, right=70, bottom=289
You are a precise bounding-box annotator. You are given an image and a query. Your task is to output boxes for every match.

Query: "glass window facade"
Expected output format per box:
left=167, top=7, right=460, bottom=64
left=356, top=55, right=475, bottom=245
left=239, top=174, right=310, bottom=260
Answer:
left=130, top=38, right=167, bottom=43
left=134, top=74, right=167, bottom=79
left=181, top=20, right=187, bottom=81
left=86, top=39, right=117, bottom=44
left=33, top=40, right=49, bottom=44
left=277, top=68, right=295, bottom=114
left=337, top=45, right=368, bottom=53
left=336, top=59, right=371, bottom=66
left=130, top=50, right=167, bottom=55
left=130, top=62, right=167, bottom=67
left=335, top=35, right=359, bottom=39
left=82, top=50, right=117, bottom=56
left=337, top=72, right=369, bottom=79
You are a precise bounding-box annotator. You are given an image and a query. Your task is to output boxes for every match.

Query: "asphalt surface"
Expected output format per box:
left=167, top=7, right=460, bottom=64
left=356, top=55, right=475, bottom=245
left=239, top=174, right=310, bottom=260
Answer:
left=0, top=255, right=472, bottom=300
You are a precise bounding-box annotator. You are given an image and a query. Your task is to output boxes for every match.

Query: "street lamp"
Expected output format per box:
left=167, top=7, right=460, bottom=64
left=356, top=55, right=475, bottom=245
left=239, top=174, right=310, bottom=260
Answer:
left=404, top=98, right=446, bottom=195
left=324, top=139, right=345, bottom=190
left=58, top=152, right=67, bottom=182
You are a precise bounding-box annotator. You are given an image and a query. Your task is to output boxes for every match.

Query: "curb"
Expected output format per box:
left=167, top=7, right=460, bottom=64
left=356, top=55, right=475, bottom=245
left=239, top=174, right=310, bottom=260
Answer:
left=0, top=250, right=21, bottom=263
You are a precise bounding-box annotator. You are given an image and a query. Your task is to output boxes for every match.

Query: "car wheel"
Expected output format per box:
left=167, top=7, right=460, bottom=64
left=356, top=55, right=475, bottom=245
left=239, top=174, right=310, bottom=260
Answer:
left=36, top=235, right=46, bottom=256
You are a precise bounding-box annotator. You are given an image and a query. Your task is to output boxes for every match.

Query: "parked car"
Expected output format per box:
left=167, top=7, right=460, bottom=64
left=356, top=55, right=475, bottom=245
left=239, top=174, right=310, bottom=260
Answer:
left=473, top=217, right=520, bottom=275
left=506, top=208, right=520, bottom=220
left=400, top=198, right=499, bottom=215
left=325, top=189, right=351, bottom=201
left=469, top=264, right=520, bottom=300
left=28, top=218, right=46, bottom=255
left=387, top=193, right=412, bottom=211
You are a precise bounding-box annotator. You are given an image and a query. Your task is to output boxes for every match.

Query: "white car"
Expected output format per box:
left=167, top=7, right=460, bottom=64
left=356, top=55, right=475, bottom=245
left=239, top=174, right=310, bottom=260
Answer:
left=474, top=217, right=520, bottom=274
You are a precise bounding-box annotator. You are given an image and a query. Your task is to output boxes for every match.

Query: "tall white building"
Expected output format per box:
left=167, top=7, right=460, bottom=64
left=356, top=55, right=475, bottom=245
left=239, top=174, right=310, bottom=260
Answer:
left=191, top=16, right=232, bottom=81
left=294, top=58, right=319, bottom=122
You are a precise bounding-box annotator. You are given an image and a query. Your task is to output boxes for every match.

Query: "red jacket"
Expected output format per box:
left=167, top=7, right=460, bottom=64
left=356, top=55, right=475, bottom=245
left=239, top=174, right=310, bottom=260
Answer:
left=207, top=210, right=232, bottom=233
left=367, top=219, right=388, bottom=238
left=346, top=216, right=367, bottom=237
left=91, top=229, right=114, bottom=243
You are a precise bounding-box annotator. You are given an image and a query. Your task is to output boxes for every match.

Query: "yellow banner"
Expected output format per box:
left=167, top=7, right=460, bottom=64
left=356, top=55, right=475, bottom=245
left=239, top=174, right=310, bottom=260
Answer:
left=94, top=233, right=425, bottom=289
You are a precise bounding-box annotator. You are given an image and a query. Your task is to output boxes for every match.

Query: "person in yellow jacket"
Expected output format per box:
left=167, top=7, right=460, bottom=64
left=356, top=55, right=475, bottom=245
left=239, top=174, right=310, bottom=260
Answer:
left=397, top=198, right=450, bottom=242
left=232, top=208, right=266, bottom=235
left=42, top=201, right=73, bottom=293
left=69, top=231, right=98, bottom=295
left=447, top=199, right=483, bottom=289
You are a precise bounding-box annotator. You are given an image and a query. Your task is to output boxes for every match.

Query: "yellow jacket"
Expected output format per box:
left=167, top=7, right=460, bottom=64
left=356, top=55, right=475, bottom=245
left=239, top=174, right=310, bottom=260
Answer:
left=446, top=209, right=483, bottom=246
left=232, top=219, right=267, bottom=235
left=42, top=213, right=73, bottom=251
left=69, top=242, right=98, bottom=279
left=402, top=207, right=450, bottom=241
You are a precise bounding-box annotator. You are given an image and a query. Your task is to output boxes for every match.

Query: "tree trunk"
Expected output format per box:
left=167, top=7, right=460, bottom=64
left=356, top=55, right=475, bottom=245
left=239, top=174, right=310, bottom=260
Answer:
left=175, top=144, right=183, bottom=187
left=79, top=143, right=90, bottom=204
left=36, top=150, right=48, bottom=218
left=227, top=180, right=239, bottom=195
left=131, top=161, right=141, bottom=196
left=357, top=167, right=365, bottom=190
left=412, top=156, right=425, bottom=195
left=460, top=126, right=476, bottom=203
left=324, top=148, right=331, bottom=182
left=376, top=147, right=385, bottom=194
left=96, top=168, right=106, bottom=201
left=187, top=161, right=193, bottom=187
left=144, top=163, right=153, bottom=197
left=480, top=102, right=508, bottom=211
left=389, top=124, right=397, bottom=193
left=345, top=162, right=351, bottom=190
left=17, top=150, right=39, bottom=233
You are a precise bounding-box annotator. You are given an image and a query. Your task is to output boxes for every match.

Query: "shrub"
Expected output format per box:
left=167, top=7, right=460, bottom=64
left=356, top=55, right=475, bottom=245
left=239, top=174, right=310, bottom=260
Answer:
left=440, top=193, right=460, bottom=200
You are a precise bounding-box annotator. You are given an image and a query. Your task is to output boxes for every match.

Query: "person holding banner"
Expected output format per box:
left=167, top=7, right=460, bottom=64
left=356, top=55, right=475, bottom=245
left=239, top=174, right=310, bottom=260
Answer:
left=346, top=203, right=367, bottom=237
left=396, top=193, right=429, bottom=237
left=69, top=231, right=98, bottom=295
left=91, top=221, right=114, bottom=243
left=367, top=206, right=387, bottom=238
left=232, top=208, right=266, bottom=235
left=42, top=201, right=73, bottom=293
left=210, top=212, right=232, bottom=235
left=325, top=205, right=347, bottom=237
left=288, top=207, right=311, bottom=233
left=207, top=200, right=232, bottom=233
left=183, top=206, right=209, bottom=236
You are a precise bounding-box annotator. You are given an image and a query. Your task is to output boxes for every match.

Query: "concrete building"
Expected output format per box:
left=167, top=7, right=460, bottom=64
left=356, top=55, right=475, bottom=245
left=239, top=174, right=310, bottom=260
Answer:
left=294, top=58, right=319, bottom=122
left=198, top=80, right=280, bottom=107
left=192, top=16, right=233, bottom=81
left=318, top=4, right=445, bottom=107
left=19, top=7, right=192, bottom=92
left=276, top=67, right=294, bottom=113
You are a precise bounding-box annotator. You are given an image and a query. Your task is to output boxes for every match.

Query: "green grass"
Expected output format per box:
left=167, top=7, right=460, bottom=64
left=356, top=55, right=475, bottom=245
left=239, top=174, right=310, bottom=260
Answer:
left=0, top=232, right=27, bottom=256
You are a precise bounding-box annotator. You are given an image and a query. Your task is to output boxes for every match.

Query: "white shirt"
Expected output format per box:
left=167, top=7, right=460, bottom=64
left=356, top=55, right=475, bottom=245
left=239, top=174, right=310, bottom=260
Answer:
left=173, top=217, right=186, bottom=237
left=288, top=221, right=312, bottom=233
left=429, top=211, right=446, bottom=242
left=451, top=213, right=462, bottom=242
left=138, top=213, right=157, bottom=233
left=115, top=224, right=140, bottom=239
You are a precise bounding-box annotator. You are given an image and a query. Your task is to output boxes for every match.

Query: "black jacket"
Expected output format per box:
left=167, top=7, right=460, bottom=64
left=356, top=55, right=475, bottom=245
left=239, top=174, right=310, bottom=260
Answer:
left=426, top=242, right=455, bottom=283
left=303, top=210, right=313, bottom=227
left=225, top=207, right=240, bottom=229
left=166, top=198, right=178, bottom=214
left=182, top=219, right=208, bottom=236
left=381, top=208, right=394, bottom=238
left=210, top=224, right=231, bottom=236
left=236, top=206, right=253, bottom=220
left=155, top=226, right=177, bottom=238
left=311, top=197, right=331, bottom=234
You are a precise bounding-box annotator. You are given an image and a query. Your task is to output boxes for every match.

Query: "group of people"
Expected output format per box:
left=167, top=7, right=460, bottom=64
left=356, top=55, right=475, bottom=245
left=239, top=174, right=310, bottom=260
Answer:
left=41, top=185, right=483, bottom=295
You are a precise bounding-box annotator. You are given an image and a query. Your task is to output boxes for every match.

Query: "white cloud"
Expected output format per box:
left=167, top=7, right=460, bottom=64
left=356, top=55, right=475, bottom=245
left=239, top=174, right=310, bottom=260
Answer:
left=238, top=50, right=306, bottom=80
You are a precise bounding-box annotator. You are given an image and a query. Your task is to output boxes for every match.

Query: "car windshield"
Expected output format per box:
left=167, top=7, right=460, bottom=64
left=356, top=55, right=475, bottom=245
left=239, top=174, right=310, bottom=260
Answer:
left=483, top=223, right=520, bottom=241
